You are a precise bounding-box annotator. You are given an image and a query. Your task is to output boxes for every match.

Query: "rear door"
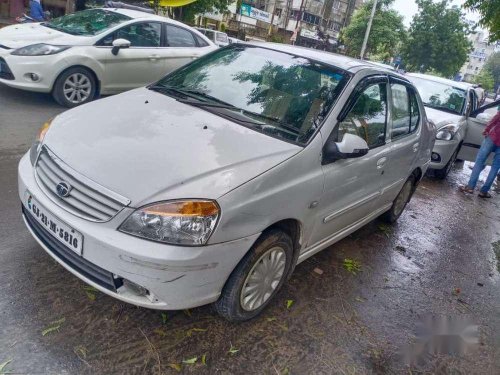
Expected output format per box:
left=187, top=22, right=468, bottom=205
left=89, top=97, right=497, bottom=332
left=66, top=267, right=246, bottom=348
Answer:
left=308, top=76, right=392, bottom=246
left=379, top=78, right=422, bottom=206
left=95, top=21, right=165, bottom=92
left=163, top=24, right=206, bottom=74
left=458, top=100, right=500, bottom=163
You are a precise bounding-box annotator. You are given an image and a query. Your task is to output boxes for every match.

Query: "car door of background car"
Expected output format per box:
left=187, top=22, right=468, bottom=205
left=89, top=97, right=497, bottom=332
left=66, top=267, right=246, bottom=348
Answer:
left=457, top=100, right=500, bottom=163
left=308, top=76, right=392, bottom=247
left=163, top=24, right=206, bottom=74
left=378, top=78, right=422, bottom=207
left=94, top=21, right=165, bottom=93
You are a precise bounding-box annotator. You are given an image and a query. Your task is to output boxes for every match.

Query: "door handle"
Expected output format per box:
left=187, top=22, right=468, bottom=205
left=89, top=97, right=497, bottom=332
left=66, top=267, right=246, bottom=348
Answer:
left=377, top=157, right=387, bottom=169
left=149, top=54, right=160, bottom=61
left=413, top=143, right=419, bottom=153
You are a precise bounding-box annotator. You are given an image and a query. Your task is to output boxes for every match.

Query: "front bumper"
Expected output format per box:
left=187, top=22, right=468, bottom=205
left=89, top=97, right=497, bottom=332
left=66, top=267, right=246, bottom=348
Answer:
left=429, top=139, right=460, bottom=170
left=18, top=153, right=259, bottom=310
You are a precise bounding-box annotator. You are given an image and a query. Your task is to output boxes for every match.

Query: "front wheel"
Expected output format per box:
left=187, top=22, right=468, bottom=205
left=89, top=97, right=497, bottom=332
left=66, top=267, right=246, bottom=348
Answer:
left=434, top=146, right=460, bottom=180
left=214, top=230, right=294, bottom=322
left=52, top=67, right=96, bottom=108
left=381, top=176, right=415, bottom=224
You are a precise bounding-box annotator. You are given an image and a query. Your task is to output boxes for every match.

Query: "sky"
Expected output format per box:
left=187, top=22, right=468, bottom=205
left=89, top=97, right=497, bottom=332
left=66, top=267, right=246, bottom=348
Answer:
left=392, top=0, right=481, bottom=27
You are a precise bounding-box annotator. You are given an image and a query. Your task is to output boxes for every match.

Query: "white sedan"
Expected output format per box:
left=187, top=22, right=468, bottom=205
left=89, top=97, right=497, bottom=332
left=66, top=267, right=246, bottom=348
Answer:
left=0, top=8, right=216, bottom=107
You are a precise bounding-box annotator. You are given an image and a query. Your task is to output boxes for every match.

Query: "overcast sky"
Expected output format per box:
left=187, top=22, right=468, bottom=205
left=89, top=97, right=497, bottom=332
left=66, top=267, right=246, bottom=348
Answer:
left=392, top=0, right=480, bottom=27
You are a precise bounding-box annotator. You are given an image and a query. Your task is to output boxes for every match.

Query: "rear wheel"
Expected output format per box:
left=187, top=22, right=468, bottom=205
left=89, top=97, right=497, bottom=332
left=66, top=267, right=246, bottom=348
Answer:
left=434, top=146, right=460, bottom=180
left=381, top=176, right=415, bottom=224
left=52, top=67, right=96, bottom=108
left=214, top=230, right=294, bottom=322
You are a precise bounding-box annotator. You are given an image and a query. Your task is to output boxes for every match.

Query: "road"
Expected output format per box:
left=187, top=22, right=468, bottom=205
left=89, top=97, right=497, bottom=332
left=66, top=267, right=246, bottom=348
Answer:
left=1, top=84, right=500, bottom=374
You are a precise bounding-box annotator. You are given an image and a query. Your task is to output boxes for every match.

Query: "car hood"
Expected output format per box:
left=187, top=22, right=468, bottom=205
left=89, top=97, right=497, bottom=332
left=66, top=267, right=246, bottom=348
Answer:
left=423, top=106, right=463, bottom=128
left=43, top=88, right=302, bottom=206
left=0, top=23, right=87, bottom=49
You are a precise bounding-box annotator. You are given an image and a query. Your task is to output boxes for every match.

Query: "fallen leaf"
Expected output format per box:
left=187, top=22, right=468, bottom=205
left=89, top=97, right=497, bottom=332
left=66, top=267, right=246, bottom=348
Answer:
left=266, top=317, right=277, bottom=322
left=313, top=267, right=324, bottom=275
left=355, top=297, right=365, bottom=303
left=153, top=328, right=166, bottom=337
left=86, top=291, right=96, bottom=301
left=161, top=313, right=168, bottom=324
left=42, top=318, right=65, bottom=336
left=183, top=309, right=192, bottom=317
left=168, top=363, right=182, bottom=372
left=286, top=300, right=294, bottom=309
left=0, top=360, right=12, bottom=374
left=73, top=345, right=87, bottom=359
left=201, top=354, right=207, bottom=365
left=228, top=345, right=239, bottom=355
left=182, top=357, right=198, bottom=364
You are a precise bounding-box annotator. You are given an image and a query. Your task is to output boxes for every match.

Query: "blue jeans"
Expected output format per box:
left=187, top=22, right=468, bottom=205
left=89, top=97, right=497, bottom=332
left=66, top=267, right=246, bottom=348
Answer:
left=467, top=136, right=500, bottom=193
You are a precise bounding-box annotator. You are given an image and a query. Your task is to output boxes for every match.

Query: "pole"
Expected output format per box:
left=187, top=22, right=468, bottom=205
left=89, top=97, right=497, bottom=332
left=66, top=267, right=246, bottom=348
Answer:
left=360, top=0, right=377, bottom=60
left=268, top=0, right=277, bottom=37
left=293, top=0, right=306, bottom=45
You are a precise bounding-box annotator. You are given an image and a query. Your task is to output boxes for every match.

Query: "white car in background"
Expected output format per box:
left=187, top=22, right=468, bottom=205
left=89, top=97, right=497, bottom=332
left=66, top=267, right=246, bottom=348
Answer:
left=0, top=8, right=216, bottom=107
left=194, top=27, right=229, bottom=47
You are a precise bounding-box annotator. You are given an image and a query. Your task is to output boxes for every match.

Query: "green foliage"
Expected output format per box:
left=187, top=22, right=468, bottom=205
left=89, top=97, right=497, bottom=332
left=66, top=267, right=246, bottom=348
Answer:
left=402, top=0, right=472, bottom=77
left=464, top=0, right=500, bottom=42
left=340, top=0, right=407, bottom=60
left=343, top=258, right=361, bottom=275
left=474, top=69, right=495, bottom=91
left=483, top=52, right=500, bottom=90
left=176, top=0, right=233, bottom=24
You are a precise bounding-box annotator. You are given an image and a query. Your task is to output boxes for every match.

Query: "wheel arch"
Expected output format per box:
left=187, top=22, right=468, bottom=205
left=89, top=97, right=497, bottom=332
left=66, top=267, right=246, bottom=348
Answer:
left=52, top=65, right=101, bottom=97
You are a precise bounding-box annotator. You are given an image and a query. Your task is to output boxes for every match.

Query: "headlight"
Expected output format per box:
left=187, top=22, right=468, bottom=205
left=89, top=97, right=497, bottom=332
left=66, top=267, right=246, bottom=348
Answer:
left=29, top=119, right=52, bottom=165
left=12, top=44, right=70, bottom=56
left=119, top=200, right=220, bottom=246
left=436, top=124, right=459, bottom=141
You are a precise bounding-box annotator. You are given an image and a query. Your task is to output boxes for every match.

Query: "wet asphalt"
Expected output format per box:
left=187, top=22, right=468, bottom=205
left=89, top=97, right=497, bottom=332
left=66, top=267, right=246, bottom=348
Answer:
left=1, top=84, right=500, bottom=374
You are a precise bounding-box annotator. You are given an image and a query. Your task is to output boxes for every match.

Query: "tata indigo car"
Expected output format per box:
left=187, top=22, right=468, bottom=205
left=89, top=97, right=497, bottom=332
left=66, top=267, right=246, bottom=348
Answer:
left=19, top=44, right=435, bottom=321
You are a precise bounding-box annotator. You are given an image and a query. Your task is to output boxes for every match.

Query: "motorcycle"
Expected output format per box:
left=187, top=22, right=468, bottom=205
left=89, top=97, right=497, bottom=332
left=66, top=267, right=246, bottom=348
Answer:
left=15, top=11, right=51, bottom=23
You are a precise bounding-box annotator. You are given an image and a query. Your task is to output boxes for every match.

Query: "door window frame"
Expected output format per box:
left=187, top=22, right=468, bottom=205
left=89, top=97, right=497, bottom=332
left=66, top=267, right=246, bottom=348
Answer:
left=388, top=76, right=421, bottom=140
left=333, top=74, right=390, bottom=151
left=164, top=23, right=205, bottom=48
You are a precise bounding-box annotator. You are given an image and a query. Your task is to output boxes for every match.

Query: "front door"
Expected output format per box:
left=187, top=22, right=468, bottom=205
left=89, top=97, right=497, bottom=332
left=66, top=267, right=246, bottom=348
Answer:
left=94, top=22, right=166, bottom=93
left=308, top=76, right=392, bottom=246
left=458, top=100, right=500, bottom=163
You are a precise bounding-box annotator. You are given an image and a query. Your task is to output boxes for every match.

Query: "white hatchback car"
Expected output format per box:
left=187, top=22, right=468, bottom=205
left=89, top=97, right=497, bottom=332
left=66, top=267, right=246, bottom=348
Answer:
left=0, top=8, right=216, bottom=107
left=19, top=44, right=435, bottom=321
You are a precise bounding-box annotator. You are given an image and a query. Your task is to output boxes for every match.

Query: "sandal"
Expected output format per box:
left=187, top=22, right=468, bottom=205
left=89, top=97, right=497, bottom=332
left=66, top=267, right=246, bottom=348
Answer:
left=478, top=192, right=492, bottom=198
left=459, top=186, right=474, bottom=194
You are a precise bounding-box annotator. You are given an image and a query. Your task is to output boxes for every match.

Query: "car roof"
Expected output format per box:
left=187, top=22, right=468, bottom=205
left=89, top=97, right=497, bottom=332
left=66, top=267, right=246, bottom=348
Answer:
left=244, top=42, right=406, bottom=76
left=406, top=72, right=471, bottom=91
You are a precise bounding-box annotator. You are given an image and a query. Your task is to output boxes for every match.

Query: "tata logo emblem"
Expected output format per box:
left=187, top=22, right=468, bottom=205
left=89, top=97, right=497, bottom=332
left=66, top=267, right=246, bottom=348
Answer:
left=56, top=181, right=72, bottom=198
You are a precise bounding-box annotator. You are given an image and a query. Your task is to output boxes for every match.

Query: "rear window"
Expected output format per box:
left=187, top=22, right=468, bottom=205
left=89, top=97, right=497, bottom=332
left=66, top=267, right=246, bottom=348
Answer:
left=216, top=33, right=228, bottom=43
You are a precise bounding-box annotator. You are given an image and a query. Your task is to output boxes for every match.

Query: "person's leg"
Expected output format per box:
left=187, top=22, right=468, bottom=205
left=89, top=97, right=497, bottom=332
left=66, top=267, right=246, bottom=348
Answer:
left=466, top=137, right=495, bottom=189
left=479, top=145, right=500, bottom=194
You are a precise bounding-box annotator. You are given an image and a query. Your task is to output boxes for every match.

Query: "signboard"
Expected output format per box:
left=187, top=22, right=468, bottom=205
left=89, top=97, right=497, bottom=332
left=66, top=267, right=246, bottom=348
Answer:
left=240, top=4, right=273, bottom=24
left=300, top=28, right=320, bottom=41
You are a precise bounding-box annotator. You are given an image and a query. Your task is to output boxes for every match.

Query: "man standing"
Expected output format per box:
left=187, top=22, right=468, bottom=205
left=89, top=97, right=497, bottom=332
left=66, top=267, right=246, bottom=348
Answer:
left=460, top=111, right=500, bottom=198
left=29, top=0, right=46, bottom=22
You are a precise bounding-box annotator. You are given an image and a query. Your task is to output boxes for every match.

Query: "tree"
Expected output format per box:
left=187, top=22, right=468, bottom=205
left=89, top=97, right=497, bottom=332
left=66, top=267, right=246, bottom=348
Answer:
left=483, top=52, right=500, bottom=90
left=464, top=0, right=500, bottom=41
left=402, top=0, right=472, bottom=77
left=340, top=0, right=407, bottom=60
left=474, top=69, right=495, bottom=91
left=173, top=0, right=232, bottom=23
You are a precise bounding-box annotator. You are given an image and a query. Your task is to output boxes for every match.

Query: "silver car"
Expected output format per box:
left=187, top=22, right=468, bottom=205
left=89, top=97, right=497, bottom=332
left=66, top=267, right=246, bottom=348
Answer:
left=19, top=43, right=435, bottom=321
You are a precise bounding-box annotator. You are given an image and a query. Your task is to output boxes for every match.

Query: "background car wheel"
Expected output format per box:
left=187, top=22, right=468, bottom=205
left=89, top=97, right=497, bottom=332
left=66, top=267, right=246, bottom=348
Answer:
left=381, top=176, right=415, bottom=224
left=434, top=146, right=460, bottom=180
left=214, top=229, right=294, bottom=322
left=53, top=67, right=96, bottom=108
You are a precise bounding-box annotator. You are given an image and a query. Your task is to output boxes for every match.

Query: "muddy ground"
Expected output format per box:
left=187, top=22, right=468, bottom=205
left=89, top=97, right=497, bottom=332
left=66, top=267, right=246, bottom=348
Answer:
left=1, top=84, right=499, bottom=374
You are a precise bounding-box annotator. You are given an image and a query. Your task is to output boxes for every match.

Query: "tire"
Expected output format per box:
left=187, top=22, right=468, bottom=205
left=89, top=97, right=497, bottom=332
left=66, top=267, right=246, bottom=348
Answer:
left=381, top=176, right=415, bottom=224
left=434, top=146, right=460, bottom=180
left=52, top=67, right=97, bottom=108
left=214, top=229, right=294, bottom=322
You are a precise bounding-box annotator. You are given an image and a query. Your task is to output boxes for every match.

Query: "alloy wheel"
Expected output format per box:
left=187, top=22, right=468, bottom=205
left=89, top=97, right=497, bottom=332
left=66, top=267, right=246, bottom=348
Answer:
left=63, top=73, right=92, bottom=104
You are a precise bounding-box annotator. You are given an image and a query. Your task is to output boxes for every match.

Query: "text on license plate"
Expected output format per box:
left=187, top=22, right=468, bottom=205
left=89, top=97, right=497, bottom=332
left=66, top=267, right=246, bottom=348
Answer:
left=26, top=194, right=83, bottom=255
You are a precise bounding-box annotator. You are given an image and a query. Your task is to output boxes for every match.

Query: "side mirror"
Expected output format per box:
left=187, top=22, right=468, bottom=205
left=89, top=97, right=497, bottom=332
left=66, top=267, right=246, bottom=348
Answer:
left=111, top=39, right=131, bottom=56
left=322, top=133, right=369, bottom=165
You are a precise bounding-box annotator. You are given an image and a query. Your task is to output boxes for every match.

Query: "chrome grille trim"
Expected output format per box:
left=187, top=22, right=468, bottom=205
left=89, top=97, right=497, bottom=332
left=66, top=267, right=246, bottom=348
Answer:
left=35, top=146, right=130, bottom=222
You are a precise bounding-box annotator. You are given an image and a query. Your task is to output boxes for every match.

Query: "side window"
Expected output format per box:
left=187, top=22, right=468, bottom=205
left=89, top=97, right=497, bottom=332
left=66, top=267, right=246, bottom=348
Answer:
left=98, top=33, right=114, bottom=46
left=166, top=25, right=196, bottom=47
left=338, top=82, right=388, bottom=149
left=115, top=22, right=161, bottom=47
left=195, top=34, right=209, bottom=47
left=390, top=83, right=411, bottom=138
left=409, top=88, right=420, bottom=133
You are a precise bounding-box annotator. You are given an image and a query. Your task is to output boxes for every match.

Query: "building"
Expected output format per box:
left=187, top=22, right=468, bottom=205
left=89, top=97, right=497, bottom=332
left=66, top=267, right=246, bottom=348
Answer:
left=459, top=31, right=499, bottom=83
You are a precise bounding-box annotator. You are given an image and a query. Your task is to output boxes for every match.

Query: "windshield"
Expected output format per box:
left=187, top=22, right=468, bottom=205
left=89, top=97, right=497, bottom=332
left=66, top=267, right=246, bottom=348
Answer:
left=42, top=9, right=131, bottom=36
left=409, top=76, right=466, bottom=115
left=152, top=46, right=351, bottom=145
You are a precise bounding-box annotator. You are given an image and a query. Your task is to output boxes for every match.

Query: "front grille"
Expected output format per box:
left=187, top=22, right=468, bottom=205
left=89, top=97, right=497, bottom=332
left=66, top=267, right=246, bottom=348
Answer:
left=35, top=146, right=130, bottom=222
left=0, top=57, right=14, bottom=80
left=23, top=205, right=122, bottom=292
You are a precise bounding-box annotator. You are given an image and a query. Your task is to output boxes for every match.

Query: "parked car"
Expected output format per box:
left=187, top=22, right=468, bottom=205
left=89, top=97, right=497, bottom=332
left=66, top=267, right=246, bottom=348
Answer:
left=0, top=8, right=216, bottom=107
left=19, top=43, right=435, bottom=321
left=194, top=27, right=229, bottom=47
left=228, top=36, right=243, bottom=44
left=407, top=73, right=486, bottom=179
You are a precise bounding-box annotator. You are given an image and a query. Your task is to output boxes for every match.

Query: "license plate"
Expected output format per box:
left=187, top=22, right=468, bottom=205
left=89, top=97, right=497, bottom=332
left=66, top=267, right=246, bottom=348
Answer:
left=25, top=193, right=83, bottom=255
